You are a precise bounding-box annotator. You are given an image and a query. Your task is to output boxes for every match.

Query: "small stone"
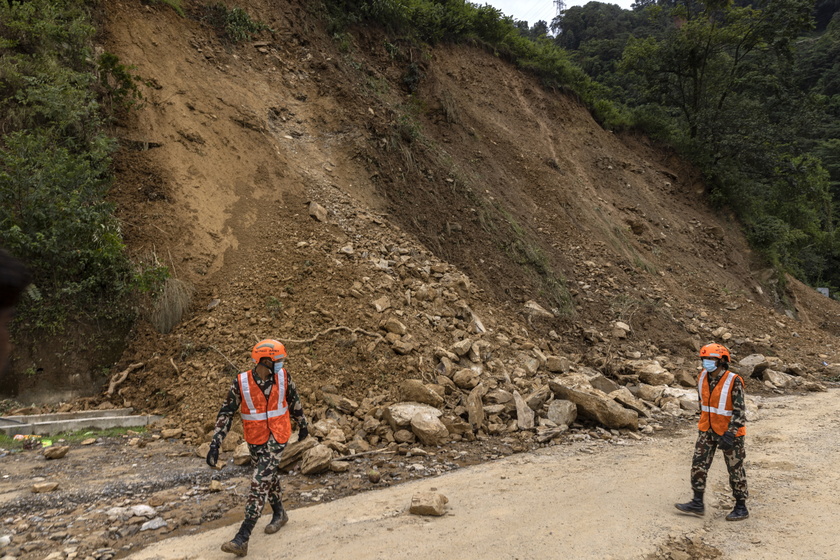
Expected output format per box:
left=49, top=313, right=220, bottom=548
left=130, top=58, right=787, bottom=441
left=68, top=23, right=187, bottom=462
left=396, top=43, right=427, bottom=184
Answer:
left=209, top=480, right=224, bottom=492
left=308, top=201, right=328, bottom=222
left=330, top=460, right=350, bottom=473
left=409, top=492, right=448, bottom=516
left=43, top=446, right=70, bottom=460
left=31, top=482, right=59, bottom=493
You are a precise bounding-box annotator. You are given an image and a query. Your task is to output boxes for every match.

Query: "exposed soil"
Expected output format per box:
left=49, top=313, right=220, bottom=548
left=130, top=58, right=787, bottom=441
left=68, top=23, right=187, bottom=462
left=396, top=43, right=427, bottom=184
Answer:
left=3, top=0, right=840, bottom=558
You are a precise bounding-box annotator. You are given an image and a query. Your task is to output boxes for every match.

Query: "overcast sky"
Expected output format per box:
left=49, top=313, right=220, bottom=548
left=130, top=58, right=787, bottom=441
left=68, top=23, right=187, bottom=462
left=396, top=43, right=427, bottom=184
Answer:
left=482, top=0, right=635, bottom=26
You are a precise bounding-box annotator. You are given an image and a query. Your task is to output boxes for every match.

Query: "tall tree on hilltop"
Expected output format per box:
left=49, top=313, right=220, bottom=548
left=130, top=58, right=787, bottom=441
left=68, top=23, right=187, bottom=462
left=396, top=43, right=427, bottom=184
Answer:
left=620, top=0, right=838, bottom=285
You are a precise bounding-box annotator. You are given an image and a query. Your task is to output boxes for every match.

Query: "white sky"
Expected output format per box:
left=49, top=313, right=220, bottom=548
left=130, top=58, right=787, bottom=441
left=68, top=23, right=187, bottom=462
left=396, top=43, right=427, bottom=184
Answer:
left=482, top=0, right=635, bottom=26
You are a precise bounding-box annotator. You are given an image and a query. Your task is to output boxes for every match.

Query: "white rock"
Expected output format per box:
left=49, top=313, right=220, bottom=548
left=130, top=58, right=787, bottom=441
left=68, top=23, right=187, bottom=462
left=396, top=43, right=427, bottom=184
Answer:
left=130, top=505, right=157, bottom=519
left=383, top=403, right=442, bottom=431
left=140, top=517, right=167, bottom=531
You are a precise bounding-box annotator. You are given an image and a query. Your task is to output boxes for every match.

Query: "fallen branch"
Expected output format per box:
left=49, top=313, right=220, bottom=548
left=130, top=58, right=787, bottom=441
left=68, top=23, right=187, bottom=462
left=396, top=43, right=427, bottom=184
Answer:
left=107, top=363, right=144, bottom=396
left=284, top=326, right=384, bottom=345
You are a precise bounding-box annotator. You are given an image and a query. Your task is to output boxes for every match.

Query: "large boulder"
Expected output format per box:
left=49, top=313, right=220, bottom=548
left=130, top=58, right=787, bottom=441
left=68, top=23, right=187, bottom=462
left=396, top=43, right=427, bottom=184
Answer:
left=589, top=374, right=620, bottom=394
left=512, top=390, right=535, bottom=430
left=609, top=387, right=649, bottom=417
left=635, top=383, right=666, bottom=403
left=466, top=383, right=488, bottom=431
left=233, top=442, right=251, bottom=466
left=625, top=360, right=674, bottom=386
left=738, top=354, right=769, bottom=377
left=277, top=437, right=318, bottom=469
left=410, top=413, right=450, bottom=446
left=300, top=444, right=333, bottom=475
left=546, top=399, right=577, bottom=427
left=383, top=403, right=442, bottom=431
left=763, top=369, right=795, bottom=389
left=453, top=368, right=480, bottom=390
left=321, top=392, right=359, bottom=414
left=545, top=355, right=571, bottom=373
left=399, top=379, right=445, bottom=408
left=525, top=385, right=552, bottom=411
left=549, top=378, right=638, bottom=430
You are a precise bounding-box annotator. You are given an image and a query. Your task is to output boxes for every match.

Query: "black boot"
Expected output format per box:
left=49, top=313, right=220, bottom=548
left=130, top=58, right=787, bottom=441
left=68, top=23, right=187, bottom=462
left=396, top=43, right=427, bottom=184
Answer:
left=675, top=490, right=705, bottom=516
left=264, top=503, right=289, bottom=534
left=221, top=519, right=255, bottom=557
left=726, top=499, right=749, bottom=521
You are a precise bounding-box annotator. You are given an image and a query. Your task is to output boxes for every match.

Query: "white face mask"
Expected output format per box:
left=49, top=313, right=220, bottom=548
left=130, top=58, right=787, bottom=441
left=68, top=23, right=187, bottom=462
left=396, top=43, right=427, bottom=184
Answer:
left=702, top=359, right=718, bottom=372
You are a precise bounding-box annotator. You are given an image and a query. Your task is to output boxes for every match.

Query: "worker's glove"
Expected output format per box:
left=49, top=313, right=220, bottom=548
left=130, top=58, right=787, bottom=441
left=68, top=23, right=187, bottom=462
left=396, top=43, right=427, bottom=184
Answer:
left=297, top=425, right=309, bottom=442
left=206, top=442, right=220, bottom=468
left=718, top=431, right=736, bottom=451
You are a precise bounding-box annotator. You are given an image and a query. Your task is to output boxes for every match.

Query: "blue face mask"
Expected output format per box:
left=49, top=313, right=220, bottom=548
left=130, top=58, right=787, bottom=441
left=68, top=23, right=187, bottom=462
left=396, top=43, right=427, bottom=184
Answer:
left=702, top=359, right=718, bottom=372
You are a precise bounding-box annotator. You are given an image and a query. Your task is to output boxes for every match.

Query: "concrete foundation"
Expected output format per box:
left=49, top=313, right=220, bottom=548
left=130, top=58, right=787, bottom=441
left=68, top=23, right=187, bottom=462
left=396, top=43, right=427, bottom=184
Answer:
left=0, top=408, right=162, bottom=436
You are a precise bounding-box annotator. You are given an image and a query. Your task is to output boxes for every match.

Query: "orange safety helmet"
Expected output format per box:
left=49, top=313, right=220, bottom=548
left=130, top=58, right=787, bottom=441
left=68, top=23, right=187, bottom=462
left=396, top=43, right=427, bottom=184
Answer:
left=251, top=339, right=287, bottom=364
left=699, top=343, right=730, bottom=362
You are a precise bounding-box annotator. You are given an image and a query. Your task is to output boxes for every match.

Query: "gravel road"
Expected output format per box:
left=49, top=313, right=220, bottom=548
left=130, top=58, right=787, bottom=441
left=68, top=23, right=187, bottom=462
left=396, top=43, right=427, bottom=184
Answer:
left=127, top=389, right=840, bottom=560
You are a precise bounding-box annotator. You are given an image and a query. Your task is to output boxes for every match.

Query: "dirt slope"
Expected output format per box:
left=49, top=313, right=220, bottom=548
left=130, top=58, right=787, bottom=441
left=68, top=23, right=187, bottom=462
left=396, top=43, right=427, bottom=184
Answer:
left=2, top=2, right=840, bottom=559
left=81, top=0, right=840, bottom=424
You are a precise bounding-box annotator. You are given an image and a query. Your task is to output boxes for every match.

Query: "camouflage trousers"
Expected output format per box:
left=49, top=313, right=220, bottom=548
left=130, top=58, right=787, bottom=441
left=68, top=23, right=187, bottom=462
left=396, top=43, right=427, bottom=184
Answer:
left=690, top=429, right=748, bottom=500
left=243, top=436, right=287, bottom=523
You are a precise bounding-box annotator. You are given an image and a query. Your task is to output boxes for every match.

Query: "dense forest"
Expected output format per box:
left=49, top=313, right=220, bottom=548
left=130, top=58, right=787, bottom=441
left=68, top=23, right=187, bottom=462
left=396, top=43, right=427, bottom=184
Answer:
left=1, top=0, right=838, bottom=346
left=548, top=0, right=840, bottom=289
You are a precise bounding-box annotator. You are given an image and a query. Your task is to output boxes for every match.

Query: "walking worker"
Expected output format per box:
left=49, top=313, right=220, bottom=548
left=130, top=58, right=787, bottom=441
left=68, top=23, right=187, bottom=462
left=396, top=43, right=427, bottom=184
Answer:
left=207, top=338, right=310, bottom=556
left=675, top=342, right=749, bottom=521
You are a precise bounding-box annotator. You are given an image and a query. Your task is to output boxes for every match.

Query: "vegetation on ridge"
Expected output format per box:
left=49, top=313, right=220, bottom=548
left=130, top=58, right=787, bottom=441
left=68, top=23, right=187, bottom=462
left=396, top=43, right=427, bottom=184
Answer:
left=0, top=0, right=160, bottom=336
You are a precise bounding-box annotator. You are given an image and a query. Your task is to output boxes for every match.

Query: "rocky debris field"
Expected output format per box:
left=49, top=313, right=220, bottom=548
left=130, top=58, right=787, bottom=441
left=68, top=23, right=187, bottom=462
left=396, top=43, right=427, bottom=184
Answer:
left=2, top=351, right=837, bottom=560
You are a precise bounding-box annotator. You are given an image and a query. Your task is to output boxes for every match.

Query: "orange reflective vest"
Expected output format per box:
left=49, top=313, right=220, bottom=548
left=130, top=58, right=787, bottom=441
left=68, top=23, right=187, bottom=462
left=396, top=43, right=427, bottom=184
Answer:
left=237, top=369, right=292, bottom=445
left=697, top=369, right=746, bottom=437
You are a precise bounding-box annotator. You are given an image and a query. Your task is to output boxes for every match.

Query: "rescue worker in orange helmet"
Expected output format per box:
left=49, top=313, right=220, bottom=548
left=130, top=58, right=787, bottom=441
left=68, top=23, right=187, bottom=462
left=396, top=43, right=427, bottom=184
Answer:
left=675, top=343, right=749, bottom=521
left=207, top=339, right=309, bottom=556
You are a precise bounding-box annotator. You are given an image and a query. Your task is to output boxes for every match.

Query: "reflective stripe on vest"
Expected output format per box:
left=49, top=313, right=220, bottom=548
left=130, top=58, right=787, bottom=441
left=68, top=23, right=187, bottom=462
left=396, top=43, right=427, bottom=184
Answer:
left=698, top=370, right=735, bottom=417
left=697, top=369, right=746, bottom=436
left=239, top=370, right=288, bottom=421
left=237, top=369, right=291, bottom=444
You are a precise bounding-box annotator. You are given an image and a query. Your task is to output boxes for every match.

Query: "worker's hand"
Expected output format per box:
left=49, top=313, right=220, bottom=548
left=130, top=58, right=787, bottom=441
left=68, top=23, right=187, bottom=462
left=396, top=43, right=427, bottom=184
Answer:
left=206, top=442, right=220, bottom=468
left=298, top=425, right=309, bottom=441
left=718, top=431, right=735, bottom=451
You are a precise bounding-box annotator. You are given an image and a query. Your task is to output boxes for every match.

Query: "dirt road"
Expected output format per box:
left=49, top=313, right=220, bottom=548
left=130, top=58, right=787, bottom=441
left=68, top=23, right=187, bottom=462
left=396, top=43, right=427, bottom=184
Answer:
left=128, top=389, right=839, bottom=560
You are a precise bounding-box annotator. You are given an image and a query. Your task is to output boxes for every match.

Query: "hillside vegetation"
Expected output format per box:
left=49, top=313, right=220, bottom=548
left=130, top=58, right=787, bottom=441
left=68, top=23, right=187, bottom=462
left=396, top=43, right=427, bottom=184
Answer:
left=1, top=0, right=839, bottom=407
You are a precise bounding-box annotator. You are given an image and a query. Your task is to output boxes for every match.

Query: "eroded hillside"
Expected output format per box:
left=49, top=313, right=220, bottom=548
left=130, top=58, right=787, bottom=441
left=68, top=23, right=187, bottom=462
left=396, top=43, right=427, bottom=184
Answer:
left=4, top=3, right=840, bottom=558
left=36, top=0, right=839, bottom=420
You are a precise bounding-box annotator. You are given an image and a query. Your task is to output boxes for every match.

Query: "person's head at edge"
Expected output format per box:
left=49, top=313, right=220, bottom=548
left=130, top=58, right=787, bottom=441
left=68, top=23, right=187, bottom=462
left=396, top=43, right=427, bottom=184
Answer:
left=0, top=248, right=31, bottom=367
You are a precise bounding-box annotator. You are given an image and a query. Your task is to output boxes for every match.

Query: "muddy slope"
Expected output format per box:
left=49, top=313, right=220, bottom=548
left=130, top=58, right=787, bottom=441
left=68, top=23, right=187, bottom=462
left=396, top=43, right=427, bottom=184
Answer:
left=12, top=0, right=840, bottom=409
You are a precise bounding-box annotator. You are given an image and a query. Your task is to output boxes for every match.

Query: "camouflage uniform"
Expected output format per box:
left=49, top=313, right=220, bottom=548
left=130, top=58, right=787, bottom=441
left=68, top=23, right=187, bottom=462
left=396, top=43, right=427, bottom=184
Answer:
left=690, top=373, right=748, bottom=500
left=211, top=369, right=308, bottom=523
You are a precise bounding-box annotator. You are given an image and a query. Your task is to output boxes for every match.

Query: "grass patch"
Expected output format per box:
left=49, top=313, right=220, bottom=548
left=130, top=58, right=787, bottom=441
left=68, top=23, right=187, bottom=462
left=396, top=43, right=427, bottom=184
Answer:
left=0, top=426, right=148, bottom=450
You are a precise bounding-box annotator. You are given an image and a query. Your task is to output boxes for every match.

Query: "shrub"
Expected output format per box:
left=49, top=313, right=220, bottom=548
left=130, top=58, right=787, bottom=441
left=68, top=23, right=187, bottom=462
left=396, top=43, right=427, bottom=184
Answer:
left=0, top=0, right=140, bottom=333
left=202, top=3, right=271, bottom=43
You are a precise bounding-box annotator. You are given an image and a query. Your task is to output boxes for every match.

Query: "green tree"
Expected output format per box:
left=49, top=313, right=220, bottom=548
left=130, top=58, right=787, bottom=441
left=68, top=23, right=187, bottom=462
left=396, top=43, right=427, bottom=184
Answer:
left=621, top=0, right=813, bottom=139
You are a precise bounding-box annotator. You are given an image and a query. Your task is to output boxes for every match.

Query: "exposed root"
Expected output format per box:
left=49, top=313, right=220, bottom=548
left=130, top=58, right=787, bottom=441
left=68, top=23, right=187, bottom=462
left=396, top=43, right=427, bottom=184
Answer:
left=106, top=363, right=144, bottom=396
